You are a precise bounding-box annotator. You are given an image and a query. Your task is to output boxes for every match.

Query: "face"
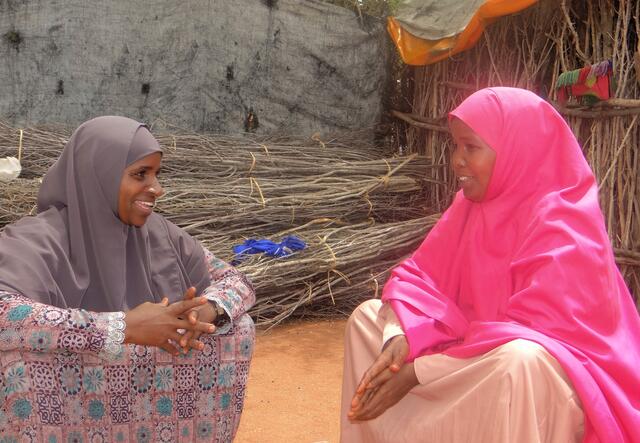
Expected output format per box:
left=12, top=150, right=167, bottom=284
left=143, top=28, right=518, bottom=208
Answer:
left=449, top=117, right=497, bottom=202
left=117, top=152, right=163, bottom=226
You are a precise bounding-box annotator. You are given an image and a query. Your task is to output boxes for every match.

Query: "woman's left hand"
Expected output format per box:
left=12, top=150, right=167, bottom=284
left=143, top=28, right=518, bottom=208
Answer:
left=179, top=290, right=217, bottom=353
left=353, top=335, right=409, bottom=397
left=348, top=362, right=419, bottom=422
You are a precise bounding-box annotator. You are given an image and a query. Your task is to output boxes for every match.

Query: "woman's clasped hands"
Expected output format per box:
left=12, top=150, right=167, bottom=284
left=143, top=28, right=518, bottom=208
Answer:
left=123, top=287, right=217, bottom=355
left=348, top=335, right=419, bottom=421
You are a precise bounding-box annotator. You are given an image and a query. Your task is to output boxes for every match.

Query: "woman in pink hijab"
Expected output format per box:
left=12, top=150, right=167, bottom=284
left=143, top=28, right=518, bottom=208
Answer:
left=341, top=87, right=640, bottom=442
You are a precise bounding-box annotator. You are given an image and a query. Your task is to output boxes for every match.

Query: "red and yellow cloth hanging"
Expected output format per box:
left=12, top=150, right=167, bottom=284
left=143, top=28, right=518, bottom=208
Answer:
left=388, top=0, right=538, bottom=66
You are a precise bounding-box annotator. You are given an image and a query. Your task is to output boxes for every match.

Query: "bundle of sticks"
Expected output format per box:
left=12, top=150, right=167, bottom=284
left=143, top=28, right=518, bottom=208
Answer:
left=0, top=122, right=439, bottom=325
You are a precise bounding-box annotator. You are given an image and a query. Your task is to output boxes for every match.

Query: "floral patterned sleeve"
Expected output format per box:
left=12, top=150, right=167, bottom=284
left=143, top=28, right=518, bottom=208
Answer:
left=200, top=247, right=256, bottom=335
left=0, top=291, right=125, bottom=361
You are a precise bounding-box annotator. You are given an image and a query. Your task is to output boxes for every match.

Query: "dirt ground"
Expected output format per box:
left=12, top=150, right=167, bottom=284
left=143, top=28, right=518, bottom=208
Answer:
left=235, top=318, right=348, bottom=443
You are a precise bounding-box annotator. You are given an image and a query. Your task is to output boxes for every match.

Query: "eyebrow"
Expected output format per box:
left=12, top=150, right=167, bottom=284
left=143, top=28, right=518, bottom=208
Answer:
left=130, top=165, right=162, bottom=173
left=457, top=134, right=484, bottom=145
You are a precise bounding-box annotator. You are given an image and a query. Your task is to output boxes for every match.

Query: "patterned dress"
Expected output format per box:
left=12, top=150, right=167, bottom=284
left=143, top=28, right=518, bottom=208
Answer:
left=0, top=248, right=255, bottom=443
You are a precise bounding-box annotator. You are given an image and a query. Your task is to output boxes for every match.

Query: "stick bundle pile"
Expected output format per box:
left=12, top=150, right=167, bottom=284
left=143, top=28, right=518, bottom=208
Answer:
left=0, top=122, right=437, bottom=325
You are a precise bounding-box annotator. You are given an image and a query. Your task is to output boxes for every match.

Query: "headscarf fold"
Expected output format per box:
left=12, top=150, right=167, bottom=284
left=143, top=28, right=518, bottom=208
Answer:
left=0, top=116, right=210, bottom=311
left=382, top=88, right=640, bottom=442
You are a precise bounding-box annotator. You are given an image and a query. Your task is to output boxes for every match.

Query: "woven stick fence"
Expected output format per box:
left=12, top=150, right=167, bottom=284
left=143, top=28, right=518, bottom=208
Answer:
left=392, top=0, right=640, bottom=301
left=0, top=123, right=439, bottom=325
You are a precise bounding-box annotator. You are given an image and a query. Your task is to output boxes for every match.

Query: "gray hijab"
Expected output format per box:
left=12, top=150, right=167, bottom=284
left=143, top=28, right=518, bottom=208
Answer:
left=0, top=116, right=210, bottom=311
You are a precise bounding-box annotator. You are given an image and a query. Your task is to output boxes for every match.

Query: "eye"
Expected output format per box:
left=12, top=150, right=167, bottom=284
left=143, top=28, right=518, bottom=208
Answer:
left=131, top=169, right=146, bottom=180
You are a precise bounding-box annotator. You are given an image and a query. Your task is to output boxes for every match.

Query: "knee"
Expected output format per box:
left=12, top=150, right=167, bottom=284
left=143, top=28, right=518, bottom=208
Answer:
left=235, top=313, right=255, bottom=337
left=495, top=339, right=549, bottom=372
left=235, top=314, right=256, bottom=349
left=348, top=299, right=381, bottom=324
left=233, top=314, right=255, bottom=361
left=344, top=299, right=382, bottom=342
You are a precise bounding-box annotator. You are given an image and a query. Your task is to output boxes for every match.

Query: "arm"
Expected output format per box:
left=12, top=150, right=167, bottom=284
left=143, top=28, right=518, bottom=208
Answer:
left=382, top=257, right=467, bottom=360
left=200, top=247, right=255, bottom=334
left=380, top=302, right=405, bottom=349
left=349, top=306, right=417, bottom=422
left=348, top=302, right=412, bottom=422
left=0, top=291, right=124, bottom=360
left=0, top=288, right=213, bottom=359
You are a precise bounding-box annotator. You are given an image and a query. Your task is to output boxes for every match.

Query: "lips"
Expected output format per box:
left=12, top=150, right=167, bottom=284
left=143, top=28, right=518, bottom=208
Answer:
left=134, top=200, right=155, bottom=215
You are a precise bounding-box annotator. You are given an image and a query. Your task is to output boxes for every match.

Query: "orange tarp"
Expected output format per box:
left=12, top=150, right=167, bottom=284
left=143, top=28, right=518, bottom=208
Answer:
left=388, top=0, right=538, bottom=66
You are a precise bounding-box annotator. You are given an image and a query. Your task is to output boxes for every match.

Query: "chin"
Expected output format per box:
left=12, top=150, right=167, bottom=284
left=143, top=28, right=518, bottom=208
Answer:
left=463, top=191, right=482, bottom=202
left=126, top=216, right=149, bottom=227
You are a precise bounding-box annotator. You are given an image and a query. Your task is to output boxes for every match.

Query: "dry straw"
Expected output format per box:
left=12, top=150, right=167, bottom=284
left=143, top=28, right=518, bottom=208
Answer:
left=0, top=123, right=438, bottom=325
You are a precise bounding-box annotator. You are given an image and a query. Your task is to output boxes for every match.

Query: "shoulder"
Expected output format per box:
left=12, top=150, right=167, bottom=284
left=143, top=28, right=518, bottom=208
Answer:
left=2, top=207, right=67, bottom=245
left=514, top=193, right=610, bottom=261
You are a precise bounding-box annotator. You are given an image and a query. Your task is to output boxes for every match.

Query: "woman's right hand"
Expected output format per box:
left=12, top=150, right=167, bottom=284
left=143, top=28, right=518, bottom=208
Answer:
left=124, top=290, right=215, bottom=355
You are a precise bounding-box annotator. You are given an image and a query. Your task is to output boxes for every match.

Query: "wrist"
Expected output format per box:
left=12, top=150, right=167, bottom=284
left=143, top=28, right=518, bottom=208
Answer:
left=382, top=334, right=405, bottom=351
left=209, top=300, right=229, bottom=327
left=201, top=300, right=216, bottom=322
left=123, top=312, right=132, bottom=344
left=404, top=362, right=419, bottom=387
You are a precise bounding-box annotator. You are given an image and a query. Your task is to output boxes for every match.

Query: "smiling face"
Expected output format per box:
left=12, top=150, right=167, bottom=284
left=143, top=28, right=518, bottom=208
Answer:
left=117, top=152, right=163, bottom=226
left=449, top=117, right=497, bottom=202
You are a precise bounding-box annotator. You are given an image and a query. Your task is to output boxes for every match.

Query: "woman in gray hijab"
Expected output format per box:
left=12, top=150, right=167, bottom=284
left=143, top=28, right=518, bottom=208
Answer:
left=0, top=116, right=256, bottom=442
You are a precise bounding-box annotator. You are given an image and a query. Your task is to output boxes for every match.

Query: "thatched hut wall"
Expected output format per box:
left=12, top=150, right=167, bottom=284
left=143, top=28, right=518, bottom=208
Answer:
left=396, top=0, right=640, bottom=298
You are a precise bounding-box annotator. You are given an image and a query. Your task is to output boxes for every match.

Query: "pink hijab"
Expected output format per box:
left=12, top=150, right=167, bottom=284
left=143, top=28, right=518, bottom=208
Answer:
left=382, top=88, right=640, bottom=442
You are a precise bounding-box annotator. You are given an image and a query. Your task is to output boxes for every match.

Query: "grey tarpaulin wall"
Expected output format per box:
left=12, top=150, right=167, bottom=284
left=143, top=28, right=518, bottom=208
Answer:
left=394, top=0, right=484, bottom=40
left=0, top=0, right=388, bottom=136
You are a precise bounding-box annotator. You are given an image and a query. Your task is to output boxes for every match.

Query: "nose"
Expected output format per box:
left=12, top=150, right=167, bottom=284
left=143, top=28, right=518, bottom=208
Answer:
left=148, top=177, right=164, bottom=197
left=451, top=145, right=466, bottom=170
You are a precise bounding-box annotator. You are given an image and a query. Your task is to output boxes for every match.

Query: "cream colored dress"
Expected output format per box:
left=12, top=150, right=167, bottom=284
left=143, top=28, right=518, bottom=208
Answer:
left=340, top=300, right=584, bottom=443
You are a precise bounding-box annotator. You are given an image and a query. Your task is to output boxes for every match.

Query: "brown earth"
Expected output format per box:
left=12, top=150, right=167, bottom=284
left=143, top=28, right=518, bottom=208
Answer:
left=235, top=318, right=348, bottom=443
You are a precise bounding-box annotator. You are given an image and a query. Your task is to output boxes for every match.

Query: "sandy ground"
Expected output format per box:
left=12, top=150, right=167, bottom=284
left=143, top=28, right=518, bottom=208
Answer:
left=235, top=318, right=348, bottom=443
